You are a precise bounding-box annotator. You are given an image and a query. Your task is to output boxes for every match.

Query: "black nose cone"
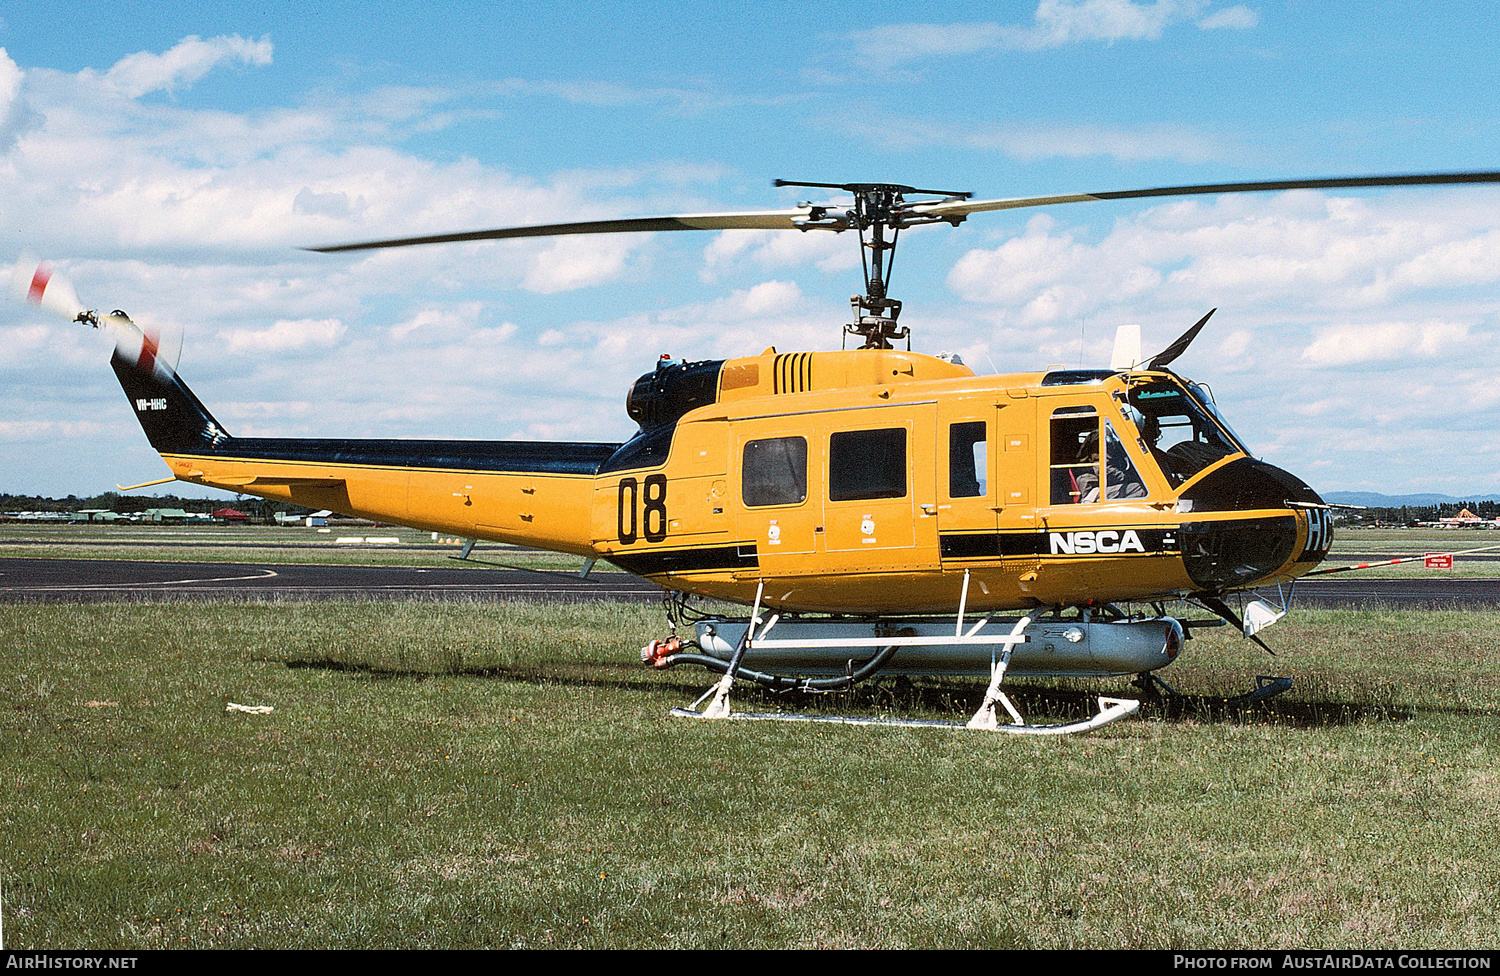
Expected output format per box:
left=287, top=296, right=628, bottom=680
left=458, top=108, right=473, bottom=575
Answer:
left=1179, top=457, right=1324, bottom=513
left=1177, top=458, right=1325, bottom=591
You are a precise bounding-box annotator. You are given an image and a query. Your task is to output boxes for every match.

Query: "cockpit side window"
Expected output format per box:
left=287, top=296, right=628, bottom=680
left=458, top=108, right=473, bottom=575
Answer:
left=1050, top=407, right=1099, bottom=505
left=1103, top=420, right=1148, bottom=500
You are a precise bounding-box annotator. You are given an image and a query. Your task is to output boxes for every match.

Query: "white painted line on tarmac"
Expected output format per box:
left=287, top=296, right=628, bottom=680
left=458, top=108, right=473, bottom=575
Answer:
left=3, top=568, right=282, bottom=591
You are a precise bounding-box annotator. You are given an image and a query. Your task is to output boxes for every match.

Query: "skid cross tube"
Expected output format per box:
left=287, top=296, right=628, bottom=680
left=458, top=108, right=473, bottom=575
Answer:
left=698, top=580, right=765, bottom=719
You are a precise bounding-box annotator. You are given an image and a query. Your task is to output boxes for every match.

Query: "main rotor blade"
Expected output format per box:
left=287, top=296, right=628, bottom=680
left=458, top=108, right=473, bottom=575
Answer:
left=1147, top=308, right=1215, bottom=371
left=911, top=170, right=1500, bottom=220
left=307, top=208, right=835, bottom=253
left=307, top=170, right=1500, bottom=254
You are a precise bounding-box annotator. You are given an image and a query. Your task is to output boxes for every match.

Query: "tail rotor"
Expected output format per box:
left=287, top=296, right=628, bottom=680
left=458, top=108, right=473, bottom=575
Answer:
left=10, top=255, right=182, bottom=380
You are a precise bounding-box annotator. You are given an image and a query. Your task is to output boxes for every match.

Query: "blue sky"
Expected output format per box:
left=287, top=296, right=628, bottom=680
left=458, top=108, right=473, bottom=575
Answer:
left=3, top=1, right=1499, bottom=497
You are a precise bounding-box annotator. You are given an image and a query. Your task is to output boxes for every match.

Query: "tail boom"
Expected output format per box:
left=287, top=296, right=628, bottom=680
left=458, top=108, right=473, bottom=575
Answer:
left=110, top=337, right=614, bottom=555
left=163, top=442, right=614, bottom=556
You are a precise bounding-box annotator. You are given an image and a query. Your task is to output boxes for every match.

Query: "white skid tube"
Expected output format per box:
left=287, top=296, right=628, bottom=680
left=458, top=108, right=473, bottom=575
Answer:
left=670, top=699, right=1140, bottom=734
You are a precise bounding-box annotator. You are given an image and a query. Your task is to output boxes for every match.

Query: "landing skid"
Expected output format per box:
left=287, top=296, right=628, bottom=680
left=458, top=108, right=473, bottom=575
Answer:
left=669, top=697, right=1140, bottom=735
left=1135, top=672, right=1293, bottom=709
left=668, top=577, right=1142, bottom=735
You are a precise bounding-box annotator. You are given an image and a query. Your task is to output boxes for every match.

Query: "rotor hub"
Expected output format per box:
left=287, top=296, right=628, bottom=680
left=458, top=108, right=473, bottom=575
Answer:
left=776, top=181, right=971, bottom=349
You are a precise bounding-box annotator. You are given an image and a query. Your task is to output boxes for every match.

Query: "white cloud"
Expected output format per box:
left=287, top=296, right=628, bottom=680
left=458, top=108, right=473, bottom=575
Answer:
left=0, top=47, right=34, bottom=153
left=388, top=303, right=486, bottom=342
left=701, top=228, right=859, bottom=280
left=949, top=191, right=1500, bottom=320
left=1197, top=5, right=1258, bottom=30
left=948, top=214, right=1165, bottom=321
left=1023, top=0, right=1194, bottom=48
left=1301, top=320, right=1472, bottom=366
left=849, top=23, right=1010, bottom=62
left=219, top=318, right=346, bottom=355
left=0, top=324, right=52, bottom=367
left=96, top=35, right=273, bottom=98
left=294, top=186, right=369, bottom=221
left=963, top=122, right=1225, bottom=164
left=0, top=419, right=111, bottom=443
left=848, top=2, right=1252, bottom=63
left=726, top=280, right=803, bottom=316
left=488, top=78, right=799, bottom=117
left=841, top=113, right=1229, bottom=164
left=521, top=237, right=635, bottom=293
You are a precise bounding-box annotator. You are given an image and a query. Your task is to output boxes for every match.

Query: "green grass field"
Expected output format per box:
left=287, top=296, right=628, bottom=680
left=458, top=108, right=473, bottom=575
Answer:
left=1, top=600, right=1496, bottom=949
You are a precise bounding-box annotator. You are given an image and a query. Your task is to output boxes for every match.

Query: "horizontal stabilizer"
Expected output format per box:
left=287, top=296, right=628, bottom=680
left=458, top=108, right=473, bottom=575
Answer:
left=216, top=476, right=347, bottom=488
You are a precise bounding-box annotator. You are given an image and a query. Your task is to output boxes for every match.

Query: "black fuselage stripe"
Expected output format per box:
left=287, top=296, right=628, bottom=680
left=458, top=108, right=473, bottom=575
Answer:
left=610, top=544, right=760, bottom=576
left=940, top=528, right=1182, bottom=559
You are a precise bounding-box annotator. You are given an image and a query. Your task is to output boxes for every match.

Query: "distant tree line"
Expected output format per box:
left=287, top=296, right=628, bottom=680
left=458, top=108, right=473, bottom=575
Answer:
left=1346, top=500, right=1499, bottom=525
left=0, top=492, right=315, bottom=522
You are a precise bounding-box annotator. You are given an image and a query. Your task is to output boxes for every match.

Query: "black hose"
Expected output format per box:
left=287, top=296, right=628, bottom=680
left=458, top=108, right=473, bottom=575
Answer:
left=657, top=642, right=902, bottom=693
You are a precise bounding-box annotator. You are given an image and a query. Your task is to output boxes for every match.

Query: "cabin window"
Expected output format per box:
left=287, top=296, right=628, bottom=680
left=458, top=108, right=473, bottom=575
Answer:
left=742, top=436, right=808, bottom=507
left=829, top=427, right=907, bottom=501
left=948, top=421, right=988, bottom=498
left=1050, top=407, right=1099, bottom=505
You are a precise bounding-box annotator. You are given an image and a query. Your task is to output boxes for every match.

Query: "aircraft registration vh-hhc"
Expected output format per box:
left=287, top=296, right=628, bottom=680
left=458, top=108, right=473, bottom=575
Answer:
left=16, top=170, right=1500, bottom=733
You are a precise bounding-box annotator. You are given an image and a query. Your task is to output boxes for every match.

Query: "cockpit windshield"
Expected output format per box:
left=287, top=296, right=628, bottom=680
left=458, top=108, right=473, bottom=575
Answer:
left=1123, top=379, right=1243, bottom=487
left=1184, top=380, right=1250, bottom=453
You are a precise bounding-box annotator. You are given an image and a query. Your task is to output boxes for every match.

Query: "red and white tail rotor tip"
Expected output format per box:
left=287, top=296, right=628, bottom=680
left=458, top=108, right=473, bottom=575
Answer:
left=10, top=255, right=86, bottom=321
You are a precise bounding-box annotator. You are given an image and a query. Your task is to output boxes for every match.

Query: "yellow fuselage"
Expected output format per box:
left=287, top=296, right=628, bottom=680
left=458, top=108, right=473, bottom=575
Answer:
left=160, top=348, right=1330, bottom=614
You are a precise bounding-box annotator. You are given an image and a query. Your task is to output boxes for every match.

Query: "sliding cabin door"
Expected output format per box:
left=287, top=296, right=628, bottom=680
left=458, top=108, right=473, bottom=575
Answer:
left=819, top=405, right=938, bottom=572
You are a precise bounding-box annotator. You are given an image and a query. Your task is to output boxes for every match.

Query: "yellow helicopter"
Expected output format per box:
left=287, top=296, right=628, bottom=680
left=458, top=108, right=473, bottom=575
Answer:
left=17, top=171, right=1500, bottom=733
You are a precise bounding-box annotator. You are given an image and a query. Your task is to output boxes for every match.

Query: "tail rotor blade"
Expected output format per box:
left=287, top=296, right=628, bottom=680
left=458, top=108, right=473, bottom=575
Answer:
left=96, top=311, right=178, bottom=380
left=11, top=256, right=86, bottom=321
left=141, top=319, right=183, bottom=377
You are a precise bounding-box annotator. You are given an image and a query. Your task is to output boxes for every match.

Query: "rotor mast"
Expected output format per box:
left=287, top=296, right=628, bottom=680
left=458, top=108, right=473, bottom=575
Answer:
left=776, top=180, right=971, bottom=349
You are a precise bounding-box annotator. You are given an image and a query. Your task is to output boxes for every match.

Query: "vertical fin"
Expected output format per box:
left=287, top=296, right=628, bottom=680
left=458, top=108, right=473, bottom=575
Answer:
left=12, top=257, right=230, bottom=457
left=110, top=347, right=232, bottom=455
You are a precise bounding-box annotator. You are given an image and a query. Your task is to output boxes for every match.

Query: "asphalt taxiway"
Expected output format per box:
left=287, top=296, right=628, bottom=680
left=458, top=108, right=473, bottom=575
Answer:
left=0, top=557, right=664, bottom=603
left=1, top=556, right=1496, bottom=608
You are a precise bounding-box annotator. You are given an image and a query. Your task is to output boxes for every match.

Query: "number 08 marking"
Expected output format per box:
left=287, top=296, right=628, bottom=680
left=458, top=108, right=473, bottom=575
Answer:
left=617, top=474, right=668, bottom=545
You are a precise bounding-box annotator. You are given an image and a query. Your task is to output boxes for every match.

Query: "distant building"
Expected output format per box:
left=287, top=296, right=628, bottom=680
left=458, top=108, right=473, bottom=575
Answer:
left=1436, top=508, right=1489, bottom=528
